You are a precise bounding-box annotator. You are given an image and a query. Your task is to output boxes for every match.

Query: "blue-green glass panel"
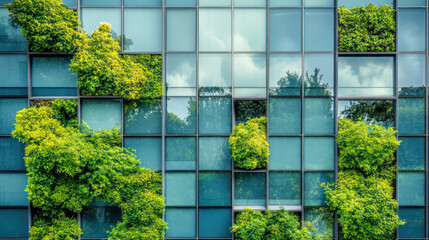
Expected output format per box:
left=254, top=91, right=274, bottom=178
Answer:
left=199, top=172, right=231, bottom=206
left=234, top=54, right=266, bottom=88
left=269, top=172, right=301, bottom=205
left=81, top=99, right=122, bottom=131
left=165, top=208, right=196, bottom=238
left=305, top=172, right=334, bottom=206
left=305, top=98, right=334, bottom=134
left=199, top=97, right=232, bottom=134
left=398, top=54, right=426, bottom=96
left=269, top=137, right=301, bottom=171
left=199, top=0, right=231, bottom=6
left=166, top=53, right=196, bottom=89
left=398, top=0, right=426, bottom=6
left=199, top=208, right=232, bottom=238
left=81, top=207, right=122, bottom=238
left=270, top=54, right=301, bottom=96
left=124, top=9, right=162, bottom=52
left=234, top=9, right=266, bottom=51
left=166, top=173, right=196, bottom=206
left=124, top=137, right=161, bottom=171
left=304, top=207, right=334, bottom=238
left=398, top=137, right=425, bottom=170
left=0, top=173, right=27, bottom=206
left=234, top=0, right=266, bottom=6
left=0, top=9, right=27, bottom=51
left=304, top=54, right=334, bottom=96
left=0, top=54, right=27, bottom=96
left=199, top=137, right=231, bottom=171
left=235, top=173, right=266, bottom=206
left=124, top=99, right=161, bottom=135
left=270, top=0, right=301, bottom=6
left=32, top=57, right=77, bottom=96
left=199, top=54, right=231, bottom=95
left=339, top=0, right=393, bottom=8
left=125, top=0, right=161, bottom=6
left=199, top=9, right=231, bottom=51
left=0, top=209, right=28, bottom=238
left=270, top=9, right=301, bottom=52
left=81, top=8, right=122, bottom=39
left=304, top=137, right=334, bottom=171
left=305, top=0, right=333, bottom=6
left=0, top=138, right=25, bottom=171
left=166, top=97, right=196, bottom=134
left=0, top=98, right=27, bottom=134
left=166, top=0, right=196, bottom=6
left=398, top=172, right=425, bottom=206
left=62, top=0, right=77, bottom=8
left=269, top=98, right=301, bottom=134
left=398, top=9, right=426, bottom=52
left=304, top=9, right=334, bottom=51
left=166, top=137, right=196, bottom=170
left=398, top=98, right=425, bottom=134
left=338, top=100, right=395, bottom=128
left=167, top=9, right=196, bottom=51
left=0, top=0, right=11, bottom=6
left=81, top=0, right=121, bottom=6
left=398, top=208, right=425, bottom=238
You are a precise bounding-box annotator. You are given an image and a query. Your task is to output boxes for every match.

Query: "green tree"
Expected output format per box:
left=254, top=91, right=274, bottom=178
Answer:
left=340, top=100, right=394, bottom=128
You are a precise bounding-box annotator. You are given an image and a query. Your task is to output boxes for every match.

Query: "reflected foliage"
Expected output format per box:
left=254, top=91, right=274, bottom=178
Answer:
left=270, top=71, right=301, bottom=96
left=235, top=100, right=266, bottom=124
left=166, top=97, right=196, bottom=134
left=340, top=100, right=394, bottom=128
left=399, top=86, right=426, bottom=97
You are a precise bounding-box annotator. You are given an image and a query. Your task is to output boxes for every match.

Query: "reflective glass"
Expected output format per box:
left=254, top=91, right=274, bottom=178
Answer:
left=0, top=98, right=27, bottom=134
left=199, top=137, right=231, bottom=171
left=0, top=8, right=27, bottom=51
left=124, top=99, right=162, bottom=135
left=81, top=99, right=122, bottom=131
left=270, top=0, right=301, bottom=7
left=32, top=57, right=77, bottom=96
left=0, top=138, right=25, bottom=170
left=338, top=100, right=394, bottom=128
left=199, top=0, right=231, bottom=6
left=304, top=9, right=334, bottom=51
left=165, top=208, right=196, bottom=238
left=339, top=0, right=393, bottom=8
left=305, top=0, right=334, bottom=6
left=398, top=54, right=426, bottom=96
left=0, top=54, right=27, bottom=96
left=234, top=54, right=266, bottom=89
left=199, top=208, right=232, bottom=238
left=62, top=0, right=77, bottom=8
left=199, top=172, right=231, bottom=206
left=398, top=0, right=426, bottom=6
left=166, top=173, right=196, bottom=206
left=305, top=172, right=334, bottom=206
left=166, top=97, right=196, bottom=134
left=199, top=97, right=232, bottom=134
left=304, top=98, right=334, bottom=134
left=398, top=208, right=425, bottom=238
left=166, top=0, right=196, bottom=6
left=235, top=100, right=266, bottom=124
left=0, top=174, right=27, bottom=206
left=0, top=209, right=28, bottom=238
left=269, top=98, right=301, bottom=134
left=398, top=9, right=426, bottom=51
left=81, top=0, right=121, bottom=6
left=167, top=9, right=196, bottom=51
left=338, top=56, right=394, bottom=97
left=124, top=9, right=162, bottom=52
left=166, top=137, right=196, bottom=170
left=125, top=0, right=162, bottom=6
left=234, top=0, right=266, bottom=7
left=304, top=137, right=334, bottom=171
left=269, top=172, right=301, bottom=205
left=235, top=173, right=266, bottom=206
left=270, top=9, right=301, bottom=52
left=124, top=137, right=161, bottom=171
left=269, top=137, right=301, bottom=171
left=199, top=9, right=231, bottom=51
left=166, top=53, right=196, bottom=91
left=234, top=9, right=266, bottom=51
left=199, top=54, right=231, bottom=95
left=304, top=54, right=334, bottom=96
left=270, top=54, right=301, bottom=96
left=0, top=0, right=11, bottom=6
left=398, top=172, right=425, bottom=206
left=398, top=137, right=425, bottom=170
left=81, top=8, right=121, bottom=39
left=81, top=207, right=121, bottom=238
left=398, top=98, right=425, bottom=134
left=304, top=207, right=334, bottom=238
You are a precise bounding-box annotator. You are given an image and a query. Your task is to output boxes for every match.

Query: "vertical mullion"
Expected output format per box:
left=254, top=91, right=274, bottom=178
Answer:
left=266, top=0, right=270, bottom=212
left=334, top=0, right=339, bottom=239
left=301, top=0, right=305, bottom=227
left=425, top=2, right=429, bottom=240
left=161, top=1, right=166, bottom=240
left=77, top=0, right=82, bottom=238
left=231, top=1, right=235, bottom=238
left=395, top=0, right=399, bottom=239
left=196, top=1, right=200, bottom=239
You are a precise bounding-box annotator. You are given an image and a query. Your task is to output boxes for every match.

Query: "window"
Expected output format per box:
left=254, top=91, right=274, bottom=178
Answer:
left=81, top=206, right=121, bottom=238
left=199, top=172, right=231, bottom=206
left=81, top=0, right=121, bottom=6
left=398, top=137, right=425, bottom=170
left=81, top=99, right=122, bottom=131
left=166, top=137, right=196, bottom=170
left=269, top=98, right=301, bottom=134
left=234, top=54, right=266, bottom=97
left=166, top=9, right=196, bottom=51
left=166, top=53, right=196, bottom=96
left=234, top=0, right=266, bottom=7
left=165, top=208, right=196, bottom=238
left=398, top=208, right=425, bottom=238
left=199, top=54, right=231, bottom=95
left=398, top=8, right=426, bottom=51
left=124, top=0, right=162, bottom=6
left=165, top=0, right=196, bottom=6
left=304, top=9, right=334, bottom=51
left=166, top=173, right=196, bottom=206
left=269, top=172, right=301, bottom=205
left=0, top=8, right=27, bottom=51
left=166, top=97, right=196, bottom=134
left=398, top=98, right=425, bottom=134
left=304, top=54, right=334, bottom=96
left=0, top=54, right=27, bottom=96
left=234, top=173, right=266, bottom=206
left=270, top=9, right=301, bottom=52
left=199, top=137, right=231, bottom=171
left=234, top=9, right=266, bottom=51
left=124, top=9, right=162, bottom=52
left=199, top=208, right=232, bottom=238
left=124, top=99, right=162, bottom=135
left=269, top=137, right=301, bottom=170
left=0, top=98, right=27, bottom=134
left=199, top=97, right=232, bottom=134
left=269, top=54, right=301, bottom=96
left=124, top=137, right=162, bottom=171
left=0, top=209, right=28, bottom=238
left=81, top=8, right=121, bottom=39
left=0, top=138, right=25, bottom=171
left=304, top=137, right=334, bottom=171
left=304, top=172, right=334, bottom=206
left=0, top=174, right=28, bottom=206
left=398, top=172, right=425, bottom=206
left=199, top=9, right=231, bottom=51
left=304, top=98, right=334, bottom=134
left=398, top=54, right=425, bottom=96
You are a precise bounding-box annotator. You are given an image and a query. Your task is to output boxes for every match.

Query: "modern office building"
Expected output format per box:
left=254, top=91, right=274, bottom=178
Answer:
left=0, top=0, right=427, bottom=239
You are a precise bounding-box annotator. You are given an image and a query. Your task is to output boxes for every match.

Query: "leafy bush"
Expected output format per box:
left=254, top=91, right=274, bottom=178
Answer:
left=229, top=117, right=269, bottom=170
left=338, top=3, right=396, bottom=52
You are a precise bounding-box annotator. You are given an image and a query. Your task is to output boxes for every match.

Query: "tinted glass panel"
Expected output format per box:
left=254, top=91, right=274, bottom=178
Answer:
left=166, top=173, right=196, bottom=206
left=0, top=138, right=25, bottom=170
left=304, top=207, right=334, bottom=238
left=338, top=100, right=394, bottom=128
left=199, top=9, right=231, bottom=51
left=81, top=207, right=121, bottom=238
left=304, top=9, right=334, bottom=51
left=305, top=0, right=334, bottom=6
left=304, top=98, right=334, bottom=134
left=304, top=137, right=334, bottom=171
left=62, top=0, right=77, bottom=8
left=398, top=137, right=425, bottom=170
left=0, top=209, right=28, bottom=238
left=398, top=172, right=425, bottom=206
left=124, top=0, right=162, bottom=6
left=270, top=54, right=301, bottom=96
left=166, top=53, right=196, bottom=88
left=269, top=172, right=301, bottom=205
left=0, top=8, right=27, bottom=51
left=0, top=54, right=27, bottom=96
left=234, top=0, right=266, bottom=7
left=398, top=98, right=425, bottom=134
left=0, top=173, right=27, bottom=206
left=398, top=9, right=426, bottom=51
left=199, top=54, right=231, bottom=95
left=235, top=173, right=266, bottom=206
left=269, top=98, right=301, bottom=134
left=398, top=208, right=425, bottom=238
left=166, top=0, right=196, bottom=6
left=124, top=99, right=162, bottom=134
left=199, top=172, right=231, bottom=206
left=305, top=172, right=334, bottom=206
left=81, top=99, right=122, bottom=131
left=167, top=9, right=196, bottom=51
left=234, top=54, right=266, bottom=96
left=304, top=54, right=334, bottom=96
left=199, top=137, right=231, bottom=171
left=166, top=137, right=196, bottom=170
left=270, top=0, right=301, bottom=7
left=269, top=137, right=301, bottom=171
left=81, top=8, right=122, bottom=39
left=234, top=9, right=266, bottom=51
left=0, top=98, right=27, bottom=134
left=81, top=0, right=121, bottom=6
left=199, top=97, right=232, bottom=134
left=398, top=54, right=426, bottom=96
left=165, top=208, right=196, bottom=238
left=339, top=0, right=393, bottom=8
left=199, top=208, right=232, bottom=238
left=124, top=137, right=162, bottom=171
left=270, top=9, right=301, bottom=52
left=199, top=0, right=231, bottom=6
left=166, top=97, right=196, bottom=134
left=124, top=9, right=162, bottom=52
left=235, top=100, right=266, bottom=124
left=398, top=0, right=426, bottom=6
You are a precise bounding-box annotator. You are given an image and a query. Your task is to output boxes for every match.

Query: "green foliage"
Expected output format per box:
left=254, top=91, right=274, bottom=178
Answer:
left=338, top=3, right=396, bottom=52
left=232, top=208, right=267, bottom=240
left=51, top=99, right=78, bottom=128
left=229, top=117, right=269, bottom=170
left=30, top=214, right=82, bottom=240
left=6, top=0, right=86, bottom=53
left=340, top=100, right=394, bottom=128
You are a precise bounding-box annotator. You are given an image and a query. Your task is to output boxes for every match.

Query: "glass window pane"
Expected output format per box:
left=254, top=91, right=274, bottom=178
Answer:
left=81, top=207, right=121, bottom=238
left=0, top=98, right=27, bottom=134
left=269, top=98, right=301, bottom=134
left=81, top=8, right=122, bottom=39
left=304, top=9, right=334, bottom=51
left=165, top=208, right=196, bottom=238
left=167, top=9, right=196, bottom=51
left=81, top=99, right=122, bottom=131
left=166, top=0, right=196, bottom=6
left=304, top=207, right=334, bottom=238
left=0, top=8, right=27, bottom=51
left=81, top=0, right=121, bottom=6
left=234, top=9, right=266, bottom=51
left=338, top=100, right=394, bottom=128
left=234, top=54, right=266, bottom=89
left=398, top=98, right=425, bottom=134
left=199, top=97, right=232, bottom=134
left=0, top=138, right=25, bottom=171
left=0, top=54, right=27, bottom=96
left=269, top=137, right=301, bottom=171
left=0, top=209, right=28, bottom=238
left=398, top=137, right=425, bottom=170
left=0, top=0, right=11, bottom=6
left=339, top=0, right=393, bottom=8
left=166, top=173, right=196, bottom=206
left=305, top=0, right=334, bottom=6
left=124, top=99, right=162, bottom=135
left=338, top=56, right=394, bottom=97
left=166, top=97, right=196, bottom=134
left=166, top=137, right=196, bottom=171
left=166, top=53, right=196, bottom=93
left=199, top=208, right=232, bottom=238
left=398, top=172, right=425, bottom=206
left=32, top=57, right=77, bottom=97
left=200, top=0, right=231, bottom=6
left=398, top=208, right=425, bottom=238
left=398, top=54, right=426, bottom=96
left=305, top=172, right=334, bottom=206
left=269, top=172, right=301, bottom=205
left=199, top=137, right=231, bottom=171
left=398, top=9, right=426, bottom=51
left=270, top=9, right=301, bottom=52
left=234, top=173, right=266, bottom=206
left=199, top=172, right=231, bottom=206
left=199, top=9, right=231, bottom=51
left=235, top=100, right=266, bottom=124
left=0, top=173, right=27, bottom=206
left=304, top=54, right=334, bottom=96
left=304, top=137, right=334, bottom=171
left=305, top=98, right=334, bottom=134
left=398, top=0, right=426, bottom=6
left=234, top=0, right=266, bottom=6
left=125, top=0, right=161, bottom=6
left=269, top=54, right=301, bottom=96
left=124, top=9, right=162, bottom=52
left=270, top=0, right=301, bottom=7
left=62, top=0, right=77, bottom=8
left=199, top=54, right=231, bottom=96
left=124, top=137, right=161, bottom=171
